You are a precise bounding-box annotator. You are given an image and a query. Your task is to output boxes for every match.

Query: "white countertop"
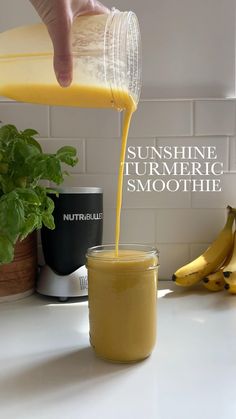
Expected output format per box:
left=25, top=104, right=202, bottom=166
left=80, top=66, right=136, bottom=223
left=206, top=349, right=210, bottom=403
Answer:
left=1, top=281, right=236, bottom=419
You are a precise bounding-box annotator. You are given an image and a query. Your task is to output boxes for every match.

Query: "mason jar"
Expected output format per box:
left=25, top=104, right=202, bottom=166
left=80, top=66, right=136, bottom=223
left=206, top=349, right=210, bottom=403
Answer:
left=0, top=10, right=141, bottom=108
left=86, top=244, right=159, bottom=363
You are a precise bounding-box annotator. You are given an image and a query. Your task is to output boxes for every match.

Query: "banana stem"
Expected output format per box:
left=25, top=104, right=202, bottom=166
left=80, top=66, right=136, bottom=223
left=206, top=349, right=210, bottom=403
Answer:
left=225, top=212, right=235, bottom=229
left=227, top=205, right=236, bottom=215
left=226, top=206, right=236, bottom=228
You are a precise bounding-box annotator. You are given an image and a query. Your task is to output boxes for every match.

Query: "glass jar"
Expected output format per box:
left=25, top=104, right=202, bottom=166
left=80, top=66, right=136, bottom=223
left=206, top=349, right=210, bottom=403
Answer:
left=0, top=10, right=141, bottom=108
left=86, top=244, right=159, bottom=363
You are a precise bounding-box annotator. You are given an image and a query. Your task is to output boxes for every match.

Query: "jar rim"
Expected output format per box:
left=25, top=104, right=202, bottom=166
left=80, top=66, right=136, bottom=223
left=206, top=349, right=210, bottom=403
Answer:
left=86, top=244, right=159, bottom=261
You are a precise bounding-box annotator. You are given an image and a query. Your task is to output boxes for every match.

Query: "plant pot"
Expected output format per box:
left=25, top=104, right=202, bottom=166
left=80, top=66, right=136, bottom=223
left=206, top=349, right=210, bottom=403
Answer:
left=0, top=232, right=37, bottom=302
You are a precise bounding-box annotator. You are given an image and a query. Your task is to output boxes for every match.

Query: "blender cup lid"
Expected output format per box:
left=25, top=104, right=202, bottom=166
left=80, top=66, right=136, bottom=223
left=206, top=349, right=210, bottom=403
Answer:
left=55, top=187, right=103, bottom=194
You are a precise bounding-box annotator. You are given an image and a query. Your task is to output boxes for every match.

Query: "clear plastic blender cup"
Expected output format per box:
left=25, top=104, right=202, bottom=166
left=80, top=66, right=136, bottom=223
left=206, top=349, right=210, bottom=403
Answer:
left=0, top=10, right=141, bottom=108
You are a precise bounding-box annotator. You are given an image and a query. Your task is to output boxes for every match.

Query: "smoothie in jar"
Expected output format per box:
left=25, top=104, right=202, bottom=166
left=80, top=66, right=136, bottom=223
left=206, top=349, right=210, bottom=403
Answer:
left=87, top=245, right=159, bottom=363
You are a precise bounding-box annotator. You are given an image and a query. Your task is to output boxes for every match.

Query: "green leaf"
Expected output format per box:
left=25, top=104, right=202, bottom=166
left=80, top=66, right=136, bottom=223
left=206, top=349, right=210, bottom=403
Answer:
left=0, top=192, right=25, bottom=241
left=25, top=136, right=42, bottom=153
left=0, top=124, right=18, bottom=142
left=0, top=175, right=15, bottom=194
left=45, top=188, right=59, bottom=197
left=21, top=129, right=39, bottom=137
left=0, top=235, right=14, bottom=264
left=8, top=141, right=41, bottom=183
left=56, top=146, right=78, bottom=167
left=42, top=213, right=55, bottom=229
left=47, top=157, right=63, bottom=183
left=30, top=155, right=62, bottom=183
left=15, top=188, right=40, bottom=205
left=44, top=195, right=55, bottom=213
left=13, top=139, right=41, bottom=161
left=0, top=162, right=9, bottom=174
left=19, top=213, right=41, bottom=240
left=14, top=177, right=27, bottom=188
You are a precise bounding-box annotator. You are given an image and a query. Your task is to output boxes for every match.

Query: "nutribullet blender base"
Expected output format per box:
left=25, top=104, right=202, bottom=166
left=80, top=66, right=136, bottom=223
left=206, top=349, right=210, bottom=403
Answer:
left=37, top=265, right=88, bottom=302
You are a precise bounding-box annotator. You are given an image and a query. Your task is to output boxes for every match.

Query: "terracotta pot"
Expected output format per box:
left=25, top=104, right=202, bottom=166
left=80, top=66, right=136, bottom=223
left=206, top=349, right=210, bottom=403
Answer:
left=0, top=232, right=37, bottom=302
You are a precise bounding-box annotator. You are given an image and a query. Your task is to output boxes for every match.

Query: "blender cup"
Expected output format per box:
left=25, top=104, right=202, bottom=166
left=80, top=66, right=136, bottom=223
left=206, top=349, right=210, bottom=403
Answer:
left=0, top=10, right=141, bottom=108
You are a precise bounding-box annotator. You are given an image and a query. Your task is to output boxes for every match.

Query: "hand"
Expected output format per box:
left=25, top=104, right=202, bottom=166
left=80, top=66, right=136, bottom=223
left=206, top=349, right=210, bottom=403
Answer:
left=30, top=0, right=109, bottom=87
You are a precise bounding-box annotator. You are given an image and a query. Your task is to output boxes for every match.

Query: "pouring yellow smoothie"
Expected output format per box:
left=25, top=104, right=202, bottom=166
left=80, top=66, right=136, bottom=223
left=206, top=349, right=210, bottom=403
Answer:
left=0, top=12, right=158, bottom=363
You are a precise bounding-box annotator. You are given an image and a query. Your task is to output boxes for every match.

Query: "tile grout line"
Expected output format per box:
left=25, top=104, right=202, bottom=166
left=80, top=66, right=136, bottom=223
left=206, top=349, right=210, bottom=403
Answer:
left=83, top=138, right=87, bottom=174
left=154, top=209, right=158, bottom=246
left=191, top=100, right=195, bottom=136
left=186, top=134, right=235, bottom=138
left=227, top=136, right=230, bottom=172
left=48, top=106, right=52, bottom=138
left=139, top=98, right=236, bottom=103
left=190, top=173, right=193, bottom=209
left=188, top=244, right=191, bottom=262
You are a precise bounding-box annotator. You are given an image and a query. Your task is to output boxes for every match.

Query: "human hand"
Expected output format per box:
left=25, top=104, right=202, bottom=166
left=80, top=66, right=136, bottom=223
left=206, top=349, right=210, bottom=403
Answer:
left=30, top=0, right=109, bottom=87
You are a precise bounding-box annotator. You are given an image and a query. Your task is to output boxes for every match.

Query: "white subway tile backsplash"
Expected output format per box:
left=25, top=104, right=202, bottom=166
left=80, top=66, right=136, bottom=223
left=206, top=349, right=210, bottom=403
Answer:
left=0, top=103, right=49, bottom=136
left=191, top=173, right=236, bottom=208
left=156, top=243, right=190, bottom=280
left=86, top=138, right=155, bottom=174
left=128, top=101, right=192, bottom=137
left=103, top=209, right=156, bottom=245
left=190, top=243, right=210, bottom=261
left=156, top=209, right=225, bottom=243
left=86, top=138, right=121, bottom=174
left=194, top=100, right=235, bottom=136
left=229, top=137, right=236, bottom=172
left=156, top=136, right=229, bottom=173
left=50, top=107, right=120, bottom=138
left=38, top=138, right=85, bottom=173
left=51, top=174, right=118, bottom=209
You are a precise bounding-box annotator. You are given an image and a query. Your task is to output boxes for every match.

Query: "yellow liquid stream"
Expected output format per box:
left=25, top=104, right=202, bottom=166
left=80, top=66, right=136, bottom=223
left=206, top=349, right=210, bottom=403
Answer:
left=1, top=82, right=157, bottom=362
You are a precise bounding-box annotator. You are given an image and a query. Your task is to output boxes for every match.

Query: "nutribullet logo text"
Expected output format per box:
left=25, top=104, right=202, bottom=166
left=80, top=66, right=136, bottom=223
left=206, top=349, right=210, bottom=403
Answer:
left=63, top=213, right=103, bottom=221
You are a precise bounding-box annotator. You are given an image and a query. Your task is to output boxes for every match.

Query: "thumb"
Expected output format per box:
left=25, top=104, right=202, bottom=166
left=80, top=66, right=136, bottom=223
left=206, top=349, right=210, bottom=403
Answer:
left=47, top=19, right=73, bottom=87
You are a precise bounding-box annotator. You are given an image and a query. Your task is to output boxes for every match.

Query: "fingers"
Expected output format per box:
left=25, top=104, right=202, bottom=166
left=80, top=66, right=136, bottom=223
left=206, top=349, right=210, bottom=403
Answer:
left=47, top=19, right=73, bottom=87
left=30, top=0, right=110, bottom=87
left=50, top=1, right=109, bottom=87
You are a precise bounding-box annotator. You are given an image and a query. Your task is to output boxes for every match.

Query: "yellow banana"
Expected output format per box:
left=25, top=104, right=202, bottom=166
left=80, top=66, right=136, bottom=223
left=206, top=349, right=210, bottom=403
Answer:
left=173, top=206, right=235, bottom=287
left=224, top=272, right=236, bottom=294
left=202, top=270, right=226, bottom=292
left=203, top=242, right=234, bottom=292
left=223, top=231, right=236, bottom=278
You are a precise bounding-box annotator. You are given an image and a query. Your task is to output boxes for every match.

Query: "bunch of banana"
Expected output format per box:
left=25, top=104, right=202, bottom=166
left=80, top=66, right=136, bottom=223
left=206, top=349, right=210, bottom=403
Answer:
left=202, top=243, right=234, bottom=291
left=202, top=270, right=226, bottom=292
left=172, top=206, right=236, bottom=290
left=224, top=273, right=236, bottom=294
left=223, top=231, right=236, bottom=294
